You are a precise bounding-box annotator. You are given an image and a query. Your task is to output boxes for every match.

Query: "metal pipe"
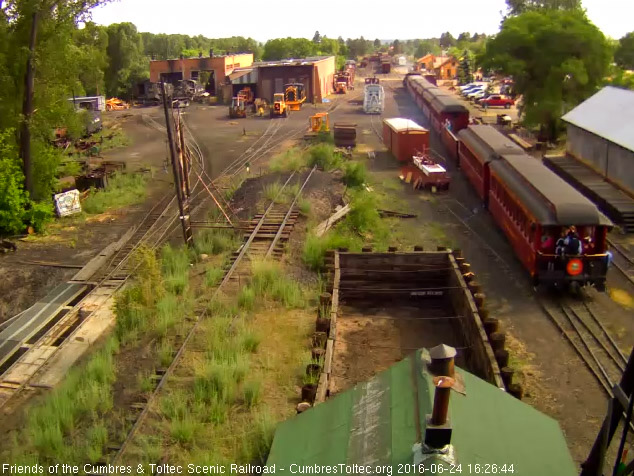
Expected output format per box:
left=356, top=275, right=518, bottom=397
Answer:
left=431, top=376, right=454, bottom=425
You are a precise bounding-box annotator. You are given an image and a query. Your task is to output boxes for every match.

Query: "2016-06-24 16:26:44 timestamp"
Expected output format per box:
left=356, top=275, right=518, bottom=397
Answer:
left=397, top=463, right=515, bottom=473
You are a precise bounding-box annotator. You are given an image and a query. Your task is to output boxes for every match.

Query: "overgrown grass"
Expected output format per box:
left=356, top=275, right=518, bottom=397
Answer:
left=23, top=338, right=119, bottom=462
left=298, top=198, right=311, bottom=216
left=205, top=267, right=224, bottom=288
left=194, top=229, right=239, bottom=258
left=302, top=190, right=389, bottom=270
left=342, top=161, right=367, bottom=188
left=269, top=148, right=305, bottom=173
left=250, top=260, right=305, bottom=308
left=263, top=181, right=287, bottom=204
left=82, top=173, right=147, bottom=214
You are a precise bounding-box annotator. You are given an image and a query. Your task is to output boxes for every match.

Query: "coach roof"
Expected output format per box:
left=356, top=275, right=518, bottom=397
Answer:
left=458, top=125, right=524, bottom=163
left=491, top=154, right=612, bottom=226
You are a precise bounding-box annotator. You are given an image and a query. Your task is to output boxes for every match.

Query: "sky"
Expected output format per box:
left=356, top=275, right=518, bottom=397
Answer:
left=90, top=0, right=633, bottom=41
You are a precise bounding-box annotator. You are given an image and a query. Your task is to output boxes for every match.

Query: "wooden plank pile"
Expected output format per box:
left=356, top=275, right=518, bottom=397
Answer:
left=333, top=123, right=356, bottom=148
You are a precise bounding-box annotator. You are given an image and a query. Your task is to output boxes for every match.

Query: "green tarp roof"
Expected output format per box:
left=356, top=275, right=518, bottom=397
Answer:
left=267, top=349, right=577, bottom=475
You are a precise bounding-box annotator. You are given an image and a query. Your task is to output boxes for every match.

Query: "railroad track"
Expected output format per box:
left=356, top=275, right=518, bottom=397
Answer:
left=0, top=111, right=211, bottom=411
left=607, top=238, right=634, bottom=286
left=109, top=166, right=316, bottom=463
left=538, top=295, right=630, bottom=396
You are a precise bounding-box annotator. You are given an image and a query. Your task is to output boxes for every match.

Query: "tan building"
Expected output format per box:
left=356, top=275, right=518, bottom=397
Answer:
left=252, top=56, right=336, bottom=103
left=149, top=52, right=253, bottom=96
left=415, top=54, right=458, bottom=80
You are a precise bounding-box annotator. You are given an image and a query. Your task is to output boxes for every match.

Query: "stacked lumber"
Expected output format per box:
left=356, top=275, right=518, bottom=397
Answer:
left=333, top=123, right=356, bottom=148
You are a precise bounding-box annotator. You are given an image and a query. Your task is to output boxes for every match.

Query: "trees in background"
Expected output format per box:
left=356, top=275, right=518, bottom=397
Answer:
left=505, top=0, right=581, bottom=15
left=614, top=32, right=634, bottom=70
left=480, top=9, right=611, bottom=140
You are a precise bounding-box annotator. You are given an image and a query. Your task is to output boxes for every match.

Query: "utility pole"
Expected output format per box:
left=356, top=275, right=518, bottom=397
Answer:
left=20, top=9, right=39, bottom=197
left=161, top=82, right=193, bottom=248
left=177, top=111, right=192, bottom=200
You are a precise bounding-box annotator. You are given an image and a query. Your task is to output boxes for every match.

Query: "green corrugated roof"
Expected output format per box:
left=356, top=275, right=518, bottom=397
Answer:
left=267, top=349, right=577, bottom=475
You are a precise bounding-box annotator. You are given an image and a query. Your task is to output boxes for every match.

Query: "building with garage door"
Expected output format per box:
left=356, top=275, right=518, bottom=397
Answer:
left=149, top=51, right=253, bottom=97
left=562, top=86, right=634, bottom=193
left=254, top=56, right=335, bottom=103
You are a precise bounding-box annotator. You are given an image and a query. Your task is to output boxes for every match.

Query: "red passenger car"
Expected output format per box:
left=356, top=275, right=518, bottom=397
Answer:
left=489, top=154, right=612, bottom=290
left=456, top=125, right=524, bottom=204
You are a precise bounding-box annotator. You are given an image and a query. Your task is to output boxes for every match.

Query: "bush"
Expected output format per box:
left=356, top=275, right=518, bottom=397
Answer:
left=307, top=144, right=341, bottom=171
left=0, top=130, right=53, bottom=235
left=347, top=191, right=380, bottom=234
left=342, top=161, right=367, bottom=188
left=242, top=380, right=261, bottom=408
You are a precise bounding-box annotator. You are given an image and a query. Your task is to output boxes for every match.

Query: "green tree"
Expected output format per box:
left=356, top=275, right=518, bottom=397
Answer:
left=480, top=10, right=611, bottom=140
left=105, top=22, right=149, bottom=98
left=374, top=38, right=381, bottom=48
left=614, top=32, right=634, bottom=70
left=414, top=39, right=441, bottom=58
left=392, top=39, right=403, bottom=54
left=458, top=50, right=474, bottom=84
left=439, top=32, right=456, bottom=48
left=262, top=37, right=316, bottom=60
left=312, top=30, right=321, bottom=43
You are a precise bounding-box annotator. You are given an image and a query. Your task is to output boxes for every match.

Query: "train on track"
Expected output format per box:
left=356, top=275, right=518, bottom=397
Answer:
left=404, top=74, right=613, bottom=291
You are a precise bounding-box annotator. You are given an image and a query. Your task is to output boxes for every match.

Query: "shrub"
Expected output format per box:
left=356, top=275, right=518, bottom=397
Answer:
left=307, top=144, right=341, bottom=171
left=346, top=191, right=380, bottom=234
left=263, top=181, right=288, bottom=204
left=342, top=161, right=367, bottom=188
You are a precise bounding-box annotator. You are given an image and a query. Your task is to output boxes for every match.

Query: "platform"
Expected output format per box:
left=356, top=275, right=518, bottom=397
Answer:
left=0, top=283, right=87, bottom=369
left=543, top=154, right=634, bottom=232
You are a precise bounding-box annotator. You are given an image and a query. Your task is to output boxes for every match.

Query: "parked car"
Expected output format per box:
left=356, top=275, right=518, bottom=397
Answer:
left=459, top=82, right=487, bottom=92
left=105, top=98, right=130, bottom=111
left=480, top=94, right=515, bottom=109
left=462, top=86, right=485, bottom=97
left=467, top=88, right=487, bottom=99
left=470, top=90, right=489, bottom=101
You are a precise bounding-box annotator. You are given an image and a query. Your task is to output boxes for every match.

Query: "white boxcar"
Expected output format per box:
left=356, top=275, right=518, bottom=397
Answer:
left=398, top=56, right=407, bottom=66
left=363, top=84, right=385, bottom=114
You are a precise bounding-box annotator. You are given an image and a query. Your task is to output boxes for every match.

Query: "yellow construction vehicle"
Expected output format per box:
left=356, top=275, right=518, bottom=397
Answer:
left=284, top=83, right=306, bottom=111
left=305, top=112, right=330, bottom=140
left=229, top=96, right=246, bottom=118
left=270, top=93, right=289, bottom=118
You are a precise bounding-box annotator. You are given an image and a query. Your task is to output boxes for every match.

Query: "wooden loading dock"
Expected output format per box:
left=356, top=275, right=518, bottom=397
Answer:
left=313, top=249, right=507, bottom=403
left=543, top=154, right=634, bottom=232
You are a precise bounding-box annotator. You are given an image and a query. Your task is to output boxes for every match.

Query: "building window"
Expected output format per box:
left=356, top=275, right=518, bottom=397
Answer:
left=234, top=63, right=240, bottom=68
left=191, top=71, right=199, bottom=80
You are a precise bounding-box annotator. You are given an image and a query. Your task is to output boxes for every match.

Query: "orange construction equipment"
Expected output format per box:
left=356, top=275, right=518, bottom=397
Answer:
left=105, top=98, right=130, bottom=111
left=238, top=86, right=254, bottom=104
left=284, top=83, right=306, bottom=111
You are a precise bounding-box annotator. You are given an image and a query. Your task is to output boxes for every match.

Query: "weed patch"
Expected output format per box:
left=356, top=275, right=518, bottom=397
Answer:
left=342, top=161, right=367, bottom=188
left=82, top=173, right=147, bottom=214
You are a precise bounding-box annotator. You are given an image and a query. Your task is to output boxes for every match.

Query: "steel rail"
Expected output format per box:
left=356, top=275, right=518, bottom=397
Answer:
left=112, top=169, right=311, bottom=463
left=265, top=166, right=317, bottom=258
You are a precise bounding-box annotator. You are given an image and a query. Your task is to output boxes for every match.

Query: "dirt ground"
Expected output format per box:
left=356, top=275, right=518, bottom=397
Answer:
left=330, top=302, right=466, bottom=395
